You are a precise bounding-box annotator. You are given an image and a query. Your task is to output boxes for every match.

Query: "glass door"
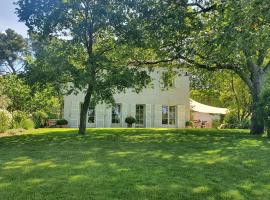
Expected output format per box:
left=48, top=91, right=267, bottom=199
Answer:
left=136, top=105, right=145, bottom=128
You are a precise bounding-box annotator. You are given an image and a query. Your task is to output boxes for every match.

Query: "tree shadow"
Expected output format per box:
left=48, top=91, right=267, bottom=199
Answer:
left=0, top=128, right=269, bottom=199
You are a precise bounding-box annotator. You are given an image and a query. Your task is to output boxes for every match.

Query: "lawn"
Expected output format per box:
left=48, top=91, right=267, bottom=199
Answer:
left=0, top=128, right=270, bottom=200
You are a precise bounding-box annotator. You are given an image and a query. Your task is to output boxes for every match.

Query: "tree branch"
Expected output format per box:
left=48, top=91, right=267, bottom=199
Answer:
left=129, top=58, right=175, bottom=66
left=187, top=2, right=217, bottom=13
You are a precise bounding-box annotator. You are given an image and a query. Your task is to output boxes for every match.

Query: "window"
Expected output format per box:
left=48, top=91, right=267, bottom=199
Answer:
left=88, top=106, right=95, bottom=123
left=169, top=106, right=176, bottom=125
left=162, top=105, right=176, bottom=125
left=162, top=106, right=169, bottom=124
left=80, top=103, right=95, bottom=123
left=136, top=105, right=145, bottom=125
left=112, top=104, right=121, bottom=124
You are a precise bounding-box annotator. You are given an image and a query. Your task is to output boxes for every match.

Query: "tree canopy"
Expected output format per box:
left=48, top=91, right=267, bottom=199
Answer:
left=16, top=0, right=152, bottom=134
left=129, top=0, right=270, bottom=134
left=0, top=29, right=28, bottom=74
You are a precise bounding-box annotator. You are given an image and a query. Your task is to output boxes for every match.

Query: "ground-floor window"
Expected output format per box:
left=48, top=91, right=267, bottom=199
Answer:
left=112, top=104, right=121, bottom=124
left=136, top=105, right=145, bottom=125
left=88, top=106, right=95, bottom=123
left=162, top=105, right=176, bottom=125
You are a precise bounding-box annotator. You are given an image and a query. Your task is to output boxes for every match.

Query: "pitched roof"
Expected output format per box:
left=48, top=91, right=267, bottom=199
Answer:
left=190, top=99, right=229, bottom=115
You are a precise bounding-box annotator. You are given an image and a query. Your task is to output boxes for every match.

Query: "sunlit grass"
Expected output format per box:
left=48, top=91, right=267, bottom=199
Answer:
left=0, top=128, right=269, bottom=200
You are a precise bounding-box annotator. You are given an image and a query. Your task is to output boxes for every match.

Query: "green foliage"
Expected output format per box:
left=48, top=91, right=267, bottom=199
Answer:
left=0, top=75, right=31, bottom=112
left=224, top=112, right=251, bottom=129
left=11, top=111, right=28, bottom=129
left=31, top=84, right=61, bottom=119
left=190, top=71, right=251, bottom=121
left=132, top=0, right=270, bottom=134
left=32, top=111, right=48, bottom=129
left=0, top=29, right=27, bottom=74
left=56, top=119, right=68, bottom=126
left=0, top=109, right=12, bottom=132
left=125, top=116, right=136, bottom=127
left=16, top=0, right=153, bottom=134
left=185, top=121, right=194, bottom=127
left=11, top=111, right=34, bottom=130
left=0, top=75, right=61, bottom=117
left=212, top=120, right=221, bottom=129
left=260, top=73, right=270, bottom=135
left=20, top=119, right=35, bottom=130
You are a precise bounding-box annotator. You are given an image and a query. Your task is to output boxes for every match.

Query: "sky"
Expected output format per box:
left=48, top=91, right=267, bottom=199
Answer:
left=0, top=0, right=28, bottom=37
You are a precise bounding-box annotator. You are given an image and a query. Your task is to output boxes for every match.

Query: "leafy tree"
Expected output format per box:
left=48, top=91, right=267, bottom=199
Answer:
left=0, top=29, right=28, bottom=74
left=132, top=0, right=270, bottom=134
left=0, top=81, right=11, bottom=109
left=190, top=70, right=251, bottom=122
left=260, top=73, right=270, bottom=135
left=0, top=75, right=31, bottom=112
left=0, top=75, right=61, bottom=117
left=17, top=0, right=151, bottom=135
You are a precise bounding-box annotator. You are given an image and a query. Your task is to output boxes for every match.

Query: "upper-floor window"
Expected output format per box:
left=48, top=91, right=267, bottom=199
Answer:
left=112, top=104, right=121, bottom=124
left=162, top=105, right=176, bottom=125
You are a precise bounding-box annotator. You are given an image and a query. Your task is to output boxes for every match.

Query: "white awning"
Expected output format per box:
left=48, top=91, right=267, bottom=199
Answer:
left=190, top=99, right=229, bottom=115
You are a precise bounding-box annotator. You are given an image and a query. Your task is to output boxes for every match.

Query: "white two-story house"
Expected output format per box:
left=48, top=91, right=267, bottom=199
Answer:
left=64, top=69, right=190, bottom=128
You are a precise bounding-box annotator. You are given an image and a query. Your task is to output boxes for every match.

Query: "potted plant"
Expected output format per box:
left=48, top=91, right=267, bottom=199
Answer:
left=185, top=121, right=194, bottom=128
left=125, top=116, right=136, bottom=128
left=56, top=119, right=69, bottom=128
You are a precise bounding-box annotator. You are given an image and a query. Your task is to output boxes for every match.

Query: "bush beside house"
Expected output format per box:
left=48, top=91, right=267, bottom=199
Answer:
left=125, top=116, right=136, bottom=128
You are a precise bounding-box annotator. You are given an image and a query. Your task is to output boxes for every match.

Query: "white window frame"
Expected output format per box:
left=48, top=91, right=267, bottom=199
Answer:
left=112, top=104, right=121, bottom=124
left=162, top=105, right=176, bottom=126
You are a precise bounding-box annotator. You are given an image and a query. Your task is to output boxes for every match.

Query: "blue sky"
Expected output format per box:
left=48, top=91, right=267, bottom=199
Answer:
left=0, top=0, right=28, bottom=37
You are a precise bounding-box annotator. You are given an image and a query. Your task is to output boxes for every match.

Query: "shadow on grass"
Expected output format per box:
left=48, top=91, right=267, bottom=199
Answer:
left=0, top=128, right=269, bottom=200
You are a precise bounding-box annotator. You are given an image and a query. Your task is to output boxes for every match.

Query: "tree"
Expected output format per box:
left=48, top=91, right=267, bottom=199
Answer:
left=0, top=75, right=61, bottom=117
left=0, top=75, right=32, bottom=112
left=17, top=0, right=151, bottom=135
left=0, top=29, right=28, bottom=74
left=190, top=70, right=251, bottom=122
left=132, top=0, right=270, bottom=134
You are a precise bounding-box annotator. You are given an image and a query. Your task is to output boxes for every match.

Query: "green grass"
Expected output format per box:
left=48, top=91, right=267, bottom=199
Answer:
left=0, top=128, right=270, bottom=200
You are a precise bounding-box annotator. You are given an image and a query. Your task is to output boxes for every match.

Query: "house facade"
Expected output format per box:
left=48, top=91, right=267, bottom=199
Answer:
left=64, top=70, right=190, bottom=128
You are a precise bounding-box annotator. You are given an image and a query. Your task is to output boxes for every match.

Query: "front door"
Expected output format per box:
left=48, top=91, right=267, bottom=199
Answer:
left=136, top=105, right=145, bottom=128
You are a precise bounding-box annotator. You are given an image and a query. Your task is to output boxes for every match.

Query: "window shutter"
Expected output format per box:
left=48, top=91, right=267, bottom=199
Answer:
left=70, top=101, right=80, bottom=128
left=105, top=106, right=112, bottom=128
left=95, top=104, right=105, bottom=128
left=154, top=104, right=162, bottom=127
left=145, top=104, right=152, bottom=128
left=121, top=103, right=128, bottom=128
left=130, top=104, right=136, bottom=127
left=177, top=105, right=186, bottom=128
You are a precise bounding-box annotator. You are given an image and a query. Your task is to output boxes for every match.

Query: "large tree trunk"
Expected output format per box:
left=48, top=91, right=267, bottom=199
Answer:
left=78, top=84, right=93, bottom=135
left=250, top=72, right=265, bottom=135
left=250, top=96, right=264, bottom=135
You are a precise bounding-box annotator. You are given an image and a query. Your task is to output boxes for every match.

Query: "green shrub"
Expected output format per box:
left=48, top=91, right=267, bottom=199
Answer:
left=185, top=121, right=193, bottom=127
left=125, top=116, right=136, bottom=127
left=21, top=119, right=35, bottom=130
left=32, top=111, right=48, bottom=128
left=223, top=112, right=250, bottom=129
left=237, top=119, right=251, bottom=129
left=56, top=119, right=68, bottom=126
left=12, top=111, right=28, bottom=129
left=0, top=109, right=12, bottom=132
left=212, top=119, right=221, bottom=129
